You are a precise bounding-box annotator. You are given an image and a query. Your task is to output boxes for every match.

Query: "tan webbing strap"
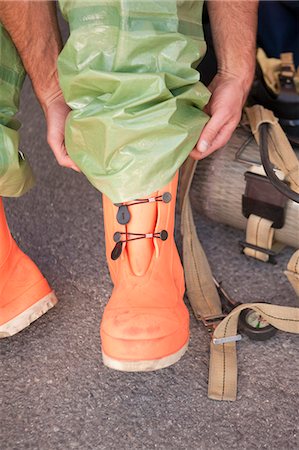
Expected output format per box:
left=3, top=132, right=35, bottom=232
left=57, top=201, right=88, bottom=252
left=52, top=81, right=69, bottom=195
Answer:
left=256, top=48, right=280, bottom=94
left=256, top=50, right=299, bottom=95
left=280, top=52, right=295, bottom=78
left=244, top=214, right=274, bottom=262
left=208, top=303, right=299, bottom=401
left=245, top=105, right=299, bottom=193
left=244, top=214, right=285, bottom=262
left=180, top=155, right=299, bottom=401
left=280, top=52, right=294, bottom=66
left=180, top=158, right=222, bottom=320
left=285, top=250, right=299, bottom=297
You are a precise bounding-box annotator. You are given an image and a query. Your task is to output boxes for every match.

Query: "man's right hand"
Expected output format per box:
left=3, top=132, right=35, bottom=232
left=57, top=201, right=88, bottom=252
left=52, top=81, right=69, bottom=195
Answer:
left=43, top=93, right=80, bottom=172
left=0, top=2, right=79, bottom=172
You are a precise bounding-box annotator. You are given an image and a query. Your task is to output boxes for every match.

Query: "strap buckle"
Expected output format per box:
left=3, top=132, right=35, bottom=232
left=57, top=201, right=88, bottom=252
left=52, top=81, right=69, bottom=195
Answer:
left=201, top=314, right=227, bottom=333
left=201, top=278, right=241, bottom=333
left=213, top=334, right=242, bottom=345
left=239, top=240, right=278, bottom=264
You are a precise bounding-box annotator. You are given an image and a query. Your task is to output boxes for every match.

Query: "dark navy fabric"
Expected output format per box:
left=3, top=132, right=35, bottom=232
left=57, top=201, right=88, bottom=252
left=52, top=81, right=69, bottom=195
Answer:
left=257, top=1, right=299, bottom=67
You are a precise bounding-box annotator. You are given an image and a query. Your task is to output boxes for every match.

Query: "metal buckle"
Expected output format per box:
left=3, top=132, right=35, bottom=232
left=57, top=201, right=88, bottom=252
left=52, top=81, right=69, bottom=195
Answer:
left=18, top=150, right=26, bottom=161
left=239, top=240, right=278, bottom=264
left=213, top=334, right=242, bottom=345
left=201, top=314, right=227, bottom=333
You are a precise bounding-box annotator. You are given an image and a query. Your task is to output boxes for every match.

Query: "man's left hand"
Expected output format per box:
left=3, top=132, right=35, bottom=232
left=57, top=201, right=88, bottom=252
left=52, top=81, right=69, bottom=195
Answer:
left=191, top=73, right=251, bottom=160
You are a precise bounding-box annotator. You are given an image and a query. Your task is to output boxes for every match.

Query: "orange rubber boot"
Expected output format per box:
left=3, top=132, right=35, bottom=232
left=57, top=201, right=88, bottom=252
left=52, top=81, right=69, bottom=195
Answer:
left=0, top=197, right=57, bottom=337
left=101, top=172, right=189, bottom=371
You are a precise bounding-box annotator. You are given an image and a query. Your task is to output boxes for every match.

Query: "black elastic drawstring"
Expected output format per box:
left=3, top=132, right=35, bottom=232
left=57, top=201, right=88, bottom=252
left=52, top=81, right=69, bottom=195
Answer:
left=114, top=192, right=172, bottom=225
left=111, top=192, right=172, bottom=260
left=111, top=230, right=168, bottom=261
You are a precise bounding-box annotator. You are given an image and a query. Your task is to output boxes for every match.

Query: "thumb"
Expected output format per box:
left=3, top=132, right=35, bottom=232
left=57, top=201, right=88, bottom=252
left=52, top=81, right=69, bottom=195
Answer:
left=196, top=111, right=226, bottom=153
left=47, top=130, right=81, bottom=172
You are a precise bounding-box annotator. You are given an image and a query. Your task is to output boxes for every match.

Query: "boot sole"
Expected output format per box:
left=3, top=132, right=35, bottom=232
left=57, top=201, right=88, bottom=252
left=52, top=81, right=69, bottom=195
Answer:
left=102, top=340, right=188, bottom=372
left=0, top=292, right=57, bottom=338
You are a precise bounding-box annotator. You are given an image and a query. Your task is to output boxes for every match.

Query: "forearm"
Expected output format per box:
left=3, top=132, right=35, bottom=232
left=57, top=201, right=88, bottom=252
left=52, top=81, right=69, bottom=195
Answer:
left=0, top=1, right=62, bottom=110
left=193, top=1, right=258, bottom=158
left=207, top=0, right=258, bottom=89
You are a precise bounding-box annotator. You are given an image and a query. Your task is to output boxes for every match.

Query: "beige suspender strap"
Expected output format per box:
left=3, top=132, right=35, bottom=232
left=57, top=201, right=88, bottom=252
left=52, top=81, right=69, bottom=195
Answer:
left=244, top=214, right=275, bottom=262
left=180, top=155, right=299, bottom=401
left=285, top=249, right=299, bottom=297
left=245, top=105, right=299, bottom=193
left=180, top=157, right=222, bottom=321
left=280, top=52, right=295, bottom=78
left=243, top=214, right=285, bottom=262
left=208, top=303, right=299, bottom=401
left=241, top=105, right=298, bottom=262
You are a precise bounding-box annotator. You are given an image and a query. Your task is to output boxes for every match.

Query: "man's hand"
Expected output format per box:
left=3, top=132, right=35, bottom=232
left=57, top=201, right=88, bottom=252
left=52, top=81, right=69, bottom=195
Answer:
left=191, top=1, right=258, bottom=160
left=191, top=73, right=249, bottom=160
left=42, top=93, right=80, bottom=172
left=0, top=1, right=79, bottom=172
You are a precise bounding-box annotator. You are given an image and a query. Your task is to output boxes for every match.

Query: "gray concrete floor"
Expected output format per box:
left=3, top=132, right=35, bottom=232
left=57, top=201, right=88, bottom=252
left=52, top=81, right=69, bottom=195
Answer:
left=1, top=70, right=299, bottom=450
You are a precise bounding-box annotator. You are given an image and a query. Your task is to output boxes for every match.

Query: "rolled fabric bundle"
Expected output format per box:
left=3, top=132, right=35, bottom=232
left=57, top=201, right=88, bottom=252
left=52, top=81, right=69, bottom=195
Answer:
left=58, top=0, right=210, bottom=203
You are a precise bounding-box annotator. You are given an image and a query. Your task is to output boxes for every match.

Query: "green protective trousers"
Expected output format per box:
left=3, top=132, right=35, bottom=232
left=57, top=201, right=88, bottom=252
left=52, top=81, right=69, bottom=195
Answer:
left=0, top=23, right=35, bottom=197
left=58, top=0, right=210, bottom=203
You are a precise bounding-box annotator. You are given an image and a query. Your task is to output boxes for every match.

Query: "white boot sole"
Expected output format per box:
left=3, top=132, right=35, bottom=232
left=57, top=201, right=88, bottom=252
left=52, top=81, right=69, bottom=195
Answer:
left=0, top=292, right=58, bottom=338
left=102, top=340, right=188, bottom=372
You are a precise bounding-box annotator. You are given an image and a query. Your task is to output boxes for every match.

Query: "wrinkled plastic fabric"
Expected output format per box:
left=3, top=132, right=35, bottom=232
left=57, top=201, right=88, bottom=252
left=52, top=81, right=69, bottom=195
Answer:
left=58, top=0, right=210, bottom=202
left=0, top=23, right=35, bottom=197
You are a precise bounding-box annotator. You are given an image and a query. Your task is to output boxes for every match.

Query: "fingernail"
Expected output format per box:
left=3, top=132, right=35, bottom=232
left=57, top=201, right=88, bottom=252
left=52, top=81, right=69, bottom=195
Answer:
left=198, top=140, right=209, bottom=153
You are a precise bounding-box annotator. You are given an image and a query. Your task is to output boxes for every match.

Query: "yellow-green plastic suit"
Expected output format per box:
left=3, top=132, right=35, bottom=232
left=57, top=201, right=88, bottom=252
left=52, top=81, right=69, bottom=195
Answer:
left=58, top=0, right=210, bottom=202
left=0, top=23, right=35, bottom=197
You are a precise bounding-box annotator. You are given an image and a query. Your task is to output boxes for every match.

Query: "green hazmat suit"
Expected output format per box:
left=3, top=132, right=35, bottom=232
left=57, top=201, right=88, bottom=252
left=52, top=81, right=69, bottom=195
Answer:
left=0, top=23, right=35, bottom=197
left=0, top=1, right=210, bottom=202
left=58, top=0, right=210, bottom=202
